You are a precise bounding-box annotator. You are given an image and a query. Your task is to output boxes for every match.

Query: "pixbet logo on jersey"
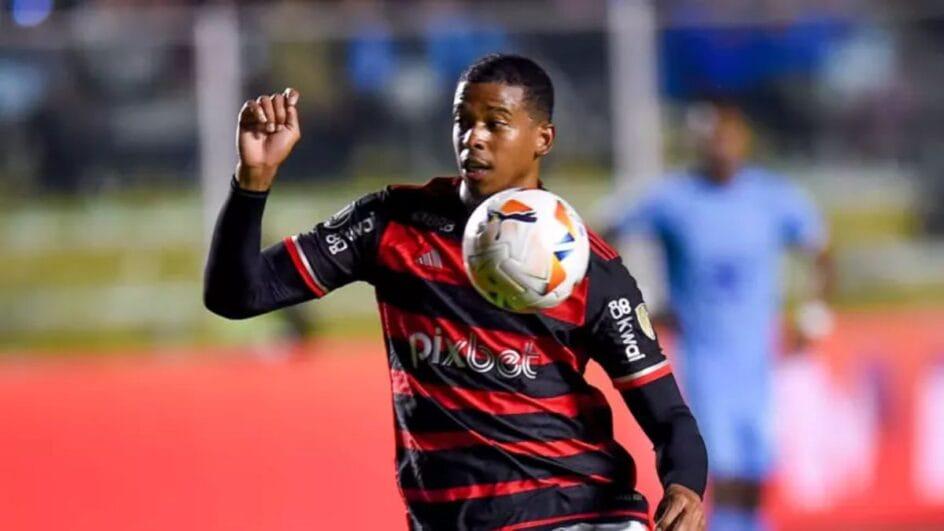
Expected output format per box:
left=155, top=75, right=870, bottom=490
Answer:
left=407, top=328, right=538, bottom=380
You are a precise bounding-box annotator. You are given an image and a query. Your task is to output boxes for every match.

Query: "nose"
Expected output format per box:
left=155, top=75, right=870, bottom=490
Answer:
left=462, top=123, right=487, bottom=152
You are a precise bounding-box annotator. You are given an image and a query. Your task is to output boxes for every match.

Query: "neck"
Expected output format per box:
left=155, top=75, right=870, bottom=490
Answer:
left=459, top=180, right=480, bottom=211
left=459, top=173, right=541, bottom=211
left=703, top=162, right=738, bottom=185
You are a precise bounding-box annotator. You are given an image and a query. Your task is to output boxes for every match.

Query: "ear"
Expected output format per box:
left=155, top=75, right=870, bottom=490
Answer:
left=534, top=122, right=555, bottom=159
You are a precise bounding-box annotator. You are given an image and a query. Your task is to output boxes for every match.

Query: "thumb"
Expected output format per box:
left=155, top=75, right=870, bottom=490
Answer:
left=284, top=87, right=301, bottom=132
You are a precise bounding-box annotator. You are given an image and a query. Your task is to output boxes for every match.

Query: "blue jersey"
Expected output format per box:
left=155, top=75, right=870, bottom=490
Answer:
left=614, top=167, right=825, bottom=480
left=614, top=167, right=825, bottom=385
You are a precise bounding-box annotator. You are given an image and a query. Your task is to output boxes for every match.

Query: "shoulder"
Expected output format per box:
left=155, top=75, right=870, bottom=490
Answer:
left=661, top=170, right=695, bottom=188
left=741, top=166, right=796, bottom=193
left=742, top=166, right=815, bottom=209
left=581, top=245, right=649, bottom=331
left=321, top=188, right=388, bottom=230
left=586, top=244, right=632, bottom=284
left=378, top=176, right=463, bottom=229
left=636, top=171, right=696, bottom=212
left=334, top=176, right=459, bottom=220
left=586, top=227, right=620, bottom=262
left=379, top=176, right=458, bottom=214
left=584, top=232, right=644, bottom=296
left=385, top=176, right=461, bottom=202
left=645, top=171, right=690, bottom=198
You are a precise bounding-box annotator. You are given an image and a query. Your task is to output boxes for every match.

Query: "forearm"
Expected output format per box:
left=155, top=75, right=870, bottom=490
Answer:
left=203, top=177, right=309, bottom=318
left=621, top=376, right=707, bottom=496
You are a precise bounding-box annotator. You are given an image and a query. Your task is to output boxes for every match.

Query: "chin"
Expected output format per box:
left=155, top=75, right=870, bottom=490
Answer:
left=463, top=176, right=496, bottom=198
left=462, top=172, right=530, bottom=200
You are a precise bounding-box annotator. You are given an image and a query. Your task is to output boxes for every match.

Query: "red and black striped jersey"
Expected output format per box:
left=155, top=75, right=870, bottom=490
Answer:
left=280, top=177, right=672, bottom=530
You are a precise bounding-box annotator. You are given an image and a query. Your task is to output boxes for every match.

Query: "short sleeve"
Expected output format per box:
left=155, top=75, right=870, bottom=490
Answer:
left=282, top=190, right=388, bottom=297
left=584, top=257, right=673, bottom=391
left=776, top=181, right=826, bottom=252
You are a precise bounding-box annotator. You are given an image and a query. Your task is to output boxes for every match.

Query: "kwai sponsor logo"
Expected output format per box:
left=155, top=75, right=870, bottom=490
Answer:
left=607, top=297, right=644, bottom=362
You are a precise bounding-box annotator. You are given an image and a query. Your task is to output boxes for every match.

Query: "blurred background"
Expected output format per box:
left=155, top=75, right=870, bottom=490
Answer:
left=1, top=0, right=943, bottom=529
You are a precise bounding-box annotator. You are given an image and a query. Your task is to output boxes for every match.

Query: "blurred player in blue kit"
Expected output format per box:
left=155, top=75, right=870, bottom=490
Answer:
left=605, top=101, right=834, bottom=531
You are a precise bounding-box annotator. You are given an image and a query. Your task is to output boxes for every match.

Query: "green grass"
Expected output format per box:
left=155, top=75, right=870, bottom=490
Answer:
left=1, top=173, right=941, bottom=355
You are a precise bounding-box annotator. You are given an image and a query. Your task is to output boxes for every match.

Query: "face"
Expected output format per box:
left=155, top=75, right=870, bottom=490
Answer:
left=694, top=107, right=751, bottom=182
left=452, top=82, right=554, bottom=201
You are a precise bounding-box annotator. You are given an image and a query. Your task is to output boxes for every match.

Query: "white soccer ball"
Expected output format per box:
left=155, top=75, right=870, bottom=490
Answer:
left=462, top=188, right=590, bottom=313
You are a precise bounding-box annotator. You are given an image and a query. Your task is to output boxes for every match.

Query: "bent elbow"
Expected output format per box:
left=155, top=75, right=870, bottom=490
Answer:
left=203, top=287, right=256, bottom=320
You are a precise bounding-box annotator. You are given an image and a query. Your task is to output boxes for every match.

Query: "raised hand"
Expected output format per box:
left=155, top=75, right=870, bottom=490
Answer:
left=235, top=88, right=301, bottom=192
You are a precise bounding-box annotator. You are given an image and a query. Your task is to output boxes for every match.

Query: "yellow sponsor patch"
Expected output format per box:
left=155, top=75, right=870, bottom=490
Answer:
left=635, top=303, right=656, bottom=340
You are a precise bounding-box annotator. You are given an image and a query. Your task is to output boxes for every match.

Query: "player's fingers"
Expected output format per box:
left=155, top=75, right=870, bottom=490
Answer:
left=238, top=99, right=261, bottom=126
left=252, top=101, right=269, bottom=133
left=653, top=497, right=671, bottom=521
left=284, top=87, right=299, bottom=107
left=667, top=508, right=699, bottom=531
left=283, top=88, right=300, bottom=132
left=238, top=100, right=253, bottom=125
left=271, top=93, right=287, bottom=127
left=654, top=499, right=684, bottom=531
left=256, top=95, right=276, bottom=133
left=251, top=100, right=267, bottom=125
left=239, top=100, right=268, bottom=135
left=285, top=103, right=301, bottom=135
left=696, top=510, right=707, bottom=531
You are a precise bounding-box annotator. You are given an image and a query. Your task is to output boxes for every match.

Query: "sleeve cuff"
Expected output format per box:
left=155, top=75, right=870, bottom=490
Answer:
left=230, top=175, right=271, bottom=199
left=663, top=474, right=707, bottom=499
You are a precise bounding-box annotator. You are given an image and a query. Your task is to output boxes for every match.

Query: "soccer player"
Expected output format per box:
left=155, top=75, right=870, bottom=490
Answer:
left=605, top=101, right=833, bottom=531
left=205, top=54, right=707, bottom=531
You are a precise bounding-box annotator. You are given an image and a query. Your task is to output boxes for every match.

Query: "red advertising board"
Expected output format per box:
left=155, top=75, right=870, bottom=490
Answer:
left=0, top=309, right=941, bottom=530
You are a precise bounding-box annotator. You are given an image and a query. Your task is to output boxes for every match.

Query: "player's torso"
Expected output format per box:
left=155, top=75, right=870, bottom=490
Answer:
left=369, top=180, right=642, bottom=528
left=661, top=172, right=786, bottom=355
left=372, top=179, right=595, bottom=401
left=372, top=183, right=615, bottom=440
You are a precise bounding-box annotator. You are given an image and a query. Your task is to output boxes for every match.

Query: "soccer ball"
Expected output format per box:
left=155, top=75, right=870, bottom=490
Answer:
left=462, top=188, right=590, bottom=313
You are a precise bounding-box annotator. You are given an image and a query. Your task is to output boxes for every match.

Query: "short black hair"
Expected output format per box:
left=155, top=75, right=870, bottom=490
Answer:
left=459, top=54, right=554, bottom=122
